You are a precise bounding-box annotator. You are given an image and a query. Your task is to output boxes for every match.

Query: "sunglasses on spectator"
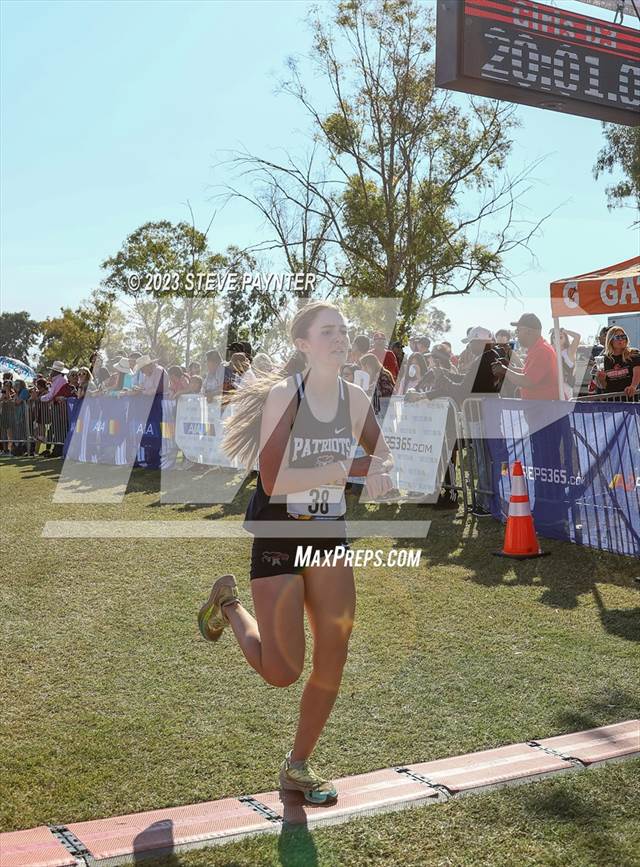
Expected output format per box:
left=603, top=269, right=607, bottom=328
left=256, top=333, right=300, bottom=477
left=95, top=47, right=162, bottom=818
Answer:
left=611, top=334, right=628, bottom=341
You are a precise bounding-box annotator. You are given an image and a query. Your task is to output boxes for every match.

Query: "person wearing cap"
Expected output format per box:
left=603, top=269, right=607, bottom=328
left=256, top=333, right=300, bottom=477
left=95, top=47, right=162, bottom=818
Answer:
left=371, top=331, right=399, bottom=379
left=108, top=357, right=136, bottom=391
left=348, top=334, right=370, bottom=366
left=40, top=361, right=74, bottom=402
left=89, top=351, right=110, bottom=388
left=492, top=314, right=558, bottom=400
left=430, top=343, right=455, bottom=371
left=415, top=327, right=503, bottom=402
left=455, top=328, right=476, bottom=374
left=409, top=327, right=504, bottom=512
left=226, top=341, right=245, bottom=361
left=414, top=335, right=431, bottom=355
left=132, top=355, right=167, bottom=396
left=494, top=330, right=514, bottom=363
left=100, top=360, right=124, bottom=396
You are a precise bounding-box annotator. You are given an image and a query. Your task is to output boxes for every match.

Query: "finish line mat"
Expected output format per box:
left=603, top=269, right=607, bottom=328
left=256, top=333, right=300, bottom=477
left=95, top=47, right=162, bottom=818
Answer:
left=2, top=720, right=638, bottom=867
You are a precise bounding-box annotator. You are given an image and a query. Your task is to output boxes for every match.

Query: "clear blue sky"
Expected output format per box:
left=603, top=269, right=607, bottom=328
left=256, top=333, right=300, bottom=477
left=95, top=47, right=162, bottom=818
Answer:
left=1, top=0, right=638, bottom=351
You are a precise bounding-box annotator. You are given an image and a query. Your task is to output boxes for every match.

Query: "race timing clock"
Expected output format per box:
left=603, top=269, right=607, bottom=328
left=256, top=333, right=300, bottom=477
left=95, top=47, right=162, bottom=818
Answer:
left=436, top=0, right=640, bottom=125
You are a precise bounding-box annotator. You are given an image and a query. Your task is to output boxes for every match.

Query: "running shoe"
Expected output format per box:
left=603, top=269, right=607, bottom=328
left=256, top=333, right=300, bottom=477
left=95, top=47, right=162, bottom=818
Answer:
left=279, top=750, right=338, bottom=804
left=197, top=574, right=239, bottom=642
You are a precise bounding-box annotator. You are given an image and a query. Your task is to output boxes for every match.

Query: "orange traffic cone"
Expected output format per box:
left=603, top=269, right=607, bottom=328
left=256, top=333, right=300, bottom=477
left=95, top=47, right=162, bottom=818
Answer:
left=494, top=460, right=549, bottom=559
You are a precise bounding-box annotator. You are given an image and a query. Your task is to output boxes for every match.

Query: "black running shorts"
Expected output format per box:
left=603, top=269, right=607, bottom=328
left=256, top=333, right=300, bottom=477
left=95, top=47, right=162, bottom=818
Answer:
left=250, top=530, right=350, bottom=580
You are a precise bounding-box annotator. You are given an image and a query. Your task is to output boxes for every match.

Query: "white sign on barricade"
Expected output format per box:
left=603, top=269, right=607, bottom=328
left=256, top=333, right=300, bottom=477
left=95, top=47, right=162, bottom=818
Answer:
left=175, top=395, right=239, bottom=468
left=380, top=397, right=449, bottom=493
left=175, top=394, right=450, bottom=489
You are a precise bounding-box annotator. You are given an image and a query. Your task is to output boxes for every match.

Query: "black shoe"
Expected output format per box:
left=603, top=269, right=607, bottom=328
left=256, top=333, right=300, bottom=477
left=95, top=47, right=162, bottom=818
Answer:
left=471, top=506, right=492, bottom=517
left=435, top=491, right=459, bottom=509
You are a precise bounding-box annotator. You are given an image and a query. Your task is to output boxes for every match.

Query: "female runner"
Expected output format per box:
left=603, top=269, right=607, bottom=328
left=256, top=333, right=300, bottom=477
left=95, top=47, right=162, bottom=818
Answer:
left=197, top=301, right=394, bottom=804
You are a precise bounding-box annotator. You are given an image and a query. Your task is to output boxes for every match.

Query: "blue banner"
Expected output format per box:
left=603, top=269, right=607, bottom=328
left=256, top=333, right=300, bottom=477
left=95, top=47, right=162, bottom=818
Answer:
left=63, top=396, right=177, bottom=469
left=481, top=398, right=640, bottom=557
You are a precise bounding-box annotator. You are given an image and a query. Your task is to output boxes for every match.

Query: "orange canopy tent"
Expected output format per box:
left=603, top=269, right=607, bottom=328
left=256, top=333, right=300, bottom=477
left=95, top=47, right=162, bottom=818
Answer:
left=551, top=256, right=640, bottom=318
left=550, top=256, right=640, bottom=398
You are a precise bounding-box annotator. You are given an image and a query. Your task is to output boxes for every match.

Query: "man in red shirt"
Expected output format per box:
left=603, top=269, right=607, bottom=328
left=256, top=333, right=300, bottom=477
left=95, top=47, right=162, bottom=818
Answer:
left=492, top=313, right=559, bottom=399
left=371, top=331, right=399, bottom=379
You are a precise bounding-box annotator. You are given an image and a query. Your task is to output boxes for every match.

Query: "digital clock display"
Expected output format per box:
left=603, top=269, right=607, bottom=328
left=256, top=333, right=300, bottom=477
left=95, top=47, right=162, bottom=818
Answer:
left=436, top=0, right=640, bottom=125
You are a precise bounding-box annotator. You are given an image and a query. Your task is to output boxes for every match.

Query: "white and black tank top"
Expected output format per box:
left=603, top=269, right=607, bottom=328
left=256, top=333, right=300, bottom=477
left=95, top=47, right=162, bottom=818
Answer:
left=245, top=372, right=355, bottom=522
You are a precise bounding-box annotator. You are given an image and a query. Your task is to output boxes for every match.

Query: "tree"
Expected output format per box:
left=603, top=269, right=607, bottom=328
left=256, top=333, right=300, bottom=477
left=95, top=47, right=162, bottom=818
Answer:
left=38, top=290, right=123, bottom=370
left=0, top=311, right=40, bottom=360
left=228, top=0, right=546, bottom=338
left=101, top=220, right=212, bottom=363
left=101, top=220, right=294, bottom=363
left=224, top=148, right=335, bottom=297
left=593, top=125, right=640, bottom=226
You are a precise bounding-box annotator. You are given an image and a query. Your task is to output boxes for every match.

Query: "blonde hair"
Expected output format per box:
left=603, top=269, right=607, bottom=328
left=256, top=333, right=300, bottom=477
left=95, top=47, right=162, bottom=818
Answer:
left=252, top=352, right=273, bottom=375
left=221, top=301, right=342, bottom=468
left=77, top=367, right=94, bottom=381
left=604, top=326, right=637, bottom=363
left=230, top=352, right=250, bottom=375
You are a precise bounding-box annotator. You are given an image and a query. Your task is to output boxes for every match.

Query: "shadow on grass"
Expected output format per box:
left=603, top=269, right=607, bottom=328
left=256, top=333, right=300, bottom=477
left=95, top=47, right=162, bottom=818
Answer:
left=552, top=688, right=639, bottom=733
left=521, top=782, right=627, bottom=867
left=13, top=456, right=638, bottom=642
left=12, top=455, right=63, bottom=482
left=591, top=586, right=640, bottom=643
left=129, top=813, right=318, bottom=867
left=15, top=456, right=164, bottom=496
left=413, top=508, right=639, bottom=638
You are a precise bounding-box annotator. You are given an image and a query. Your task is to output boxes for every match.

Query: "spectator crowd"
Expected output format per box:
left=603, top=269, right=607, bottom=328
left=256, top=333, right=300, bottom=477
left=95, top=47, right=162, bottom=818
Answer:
left=1, top=317, right=639, bottom=458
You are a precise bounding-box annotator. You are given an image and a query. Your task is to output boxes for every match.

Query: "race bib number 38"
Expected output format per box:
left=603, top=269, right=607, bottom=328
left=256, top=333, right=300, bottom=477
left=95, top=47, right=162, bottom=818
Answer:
left=287, top=485, right=346, bottom=518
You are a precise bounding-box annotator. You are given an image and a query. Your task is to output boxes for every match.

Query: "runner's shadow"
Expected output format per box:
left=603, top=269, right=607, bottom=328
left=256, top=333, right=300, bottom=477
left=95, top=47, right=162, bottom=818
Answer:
left=130, top=819, right=246, bottom=866
left=132, top=818, right=176, bottom=863
left=278, top=822, right=319, bottom=867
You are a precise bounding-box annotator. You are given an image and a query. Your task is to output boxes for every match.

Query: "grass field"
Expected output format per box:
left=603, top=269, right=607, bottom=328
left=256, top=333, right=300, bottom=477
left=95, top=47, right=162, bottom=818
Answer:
left=2, top=456, right=639, bottom=866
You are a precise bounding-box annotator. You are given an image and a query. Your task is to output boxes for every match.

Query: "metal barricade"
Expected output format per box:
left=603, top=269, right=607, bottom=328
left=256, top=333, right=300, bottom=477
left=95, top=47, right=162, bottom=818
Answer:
left=0, top=399, right=72, bottom=452
left=440, top=396, right=468, bottom=513
left=576, top=391, right=639, bottom=403
left=0, top=400, right=31, bottom=449
left=461, top=396, right=640, bottom=556
left=39, top=400, right=71, bottom=446
left=460, top=397, right=495, bottom=514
